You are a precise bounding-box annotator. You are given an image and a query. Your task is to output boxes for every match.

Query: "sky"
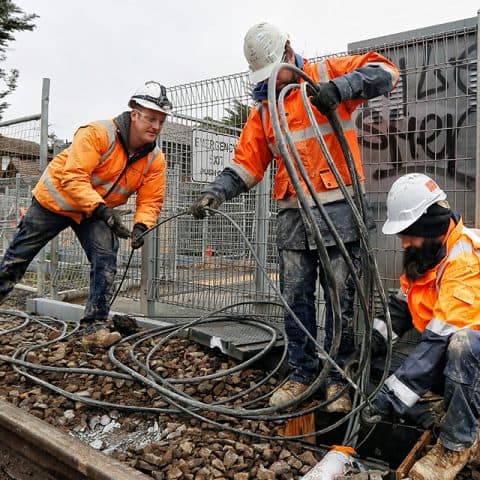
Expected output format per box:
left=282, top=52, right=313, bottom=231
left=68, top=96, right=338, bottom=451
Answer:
left=3, top=0, right=480, bottom=140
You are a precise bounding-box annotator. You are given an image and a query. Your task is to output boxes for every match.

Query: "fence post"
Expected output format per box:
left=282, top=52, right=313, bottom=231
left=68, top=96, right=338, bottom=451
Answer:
left=253, top=167, right=271, bottom=314
left=37, top=78, right=50, bottom=296
left=476, top=10, right=480, bottom=227
left=14, top=175, right=20, bottom=224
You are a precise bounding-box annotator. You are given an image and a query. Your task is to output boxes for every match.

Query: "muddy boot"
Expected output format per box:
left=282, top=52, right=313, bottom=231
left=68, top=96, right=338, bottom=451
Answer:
left=409, top=436, right=480, bottom=480
left=324, top=383, right=352, bottom=413
left=81, top=324, right=121, bottom=350
left=269, top=380, right=310, bottom=407
left=112, top=314, right=139, bottom=336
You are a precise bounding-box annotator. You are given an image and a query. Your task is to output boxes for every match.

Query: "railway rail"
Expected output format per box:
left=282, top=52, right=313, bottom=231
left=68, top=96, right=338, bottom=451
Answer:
left=0, top=398, right=150, bottom=480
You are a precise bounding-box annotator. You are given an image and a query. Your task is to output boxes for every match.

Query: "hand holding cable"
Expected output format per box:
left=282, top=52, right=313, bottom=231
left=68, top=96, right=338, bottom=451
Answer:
left=188, top=192, right=222, bottom=219
left=309, top=81, right=341, bottom=115
left=131, top=223, right=148, bottom=249
left=360, top=389, right=393, bottom=425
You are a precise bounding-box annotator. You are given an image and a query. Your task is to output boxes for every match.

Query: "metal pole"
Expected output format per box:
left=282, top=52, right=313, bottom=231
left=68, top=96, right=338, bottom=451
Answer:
left=142, top=231, right=155, bottom=316
left=14, top=176, right=19, bottom=224
left=0, top=113, right=40, bottom=128
left=253, top=166, right=271, bottom=314
left=476, top=10, right=480, bottom=227
left=37, top=78, right=50, bottom=296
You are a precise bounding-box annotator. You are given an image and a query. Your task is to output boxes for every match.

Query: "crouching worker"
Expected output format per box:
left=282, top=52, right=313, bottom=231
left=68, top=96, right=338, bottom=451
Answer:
left=363, top=173, right=480, bottom=480
left=0, top=81, right=172, bottom=348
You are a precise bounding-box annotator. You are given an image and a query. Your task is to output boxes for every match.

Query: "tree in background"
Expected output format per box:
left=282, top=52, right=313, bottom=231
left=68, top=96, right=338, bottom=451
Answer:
left=0, top=1, right=37, bottom=120
left=221, top=100, right=251, bottom=130
left=202, top=100, right=252, bottom=135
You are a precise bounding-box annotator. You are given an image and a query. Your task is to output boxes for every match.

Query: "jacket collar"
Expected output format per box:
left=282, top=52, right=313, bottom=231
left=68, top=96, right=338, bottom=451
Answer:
left=113, top=111, right=131, bottom=149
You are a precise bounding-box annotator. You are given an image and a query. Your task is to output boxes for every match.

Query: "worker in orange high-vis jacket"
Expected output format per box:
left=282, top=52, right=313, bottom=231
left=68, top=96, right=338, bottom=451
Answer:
left=189, top=22, right=399, bottom=409
left=363, top=173, right=480, bottom=480
left=0, top=81, right=172, bottom=349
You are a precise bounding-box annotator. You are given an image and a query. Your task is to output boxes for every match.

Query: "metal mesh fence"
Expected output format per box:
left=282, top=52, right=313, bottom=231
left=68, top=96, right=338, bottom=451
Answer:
left=50, top=197, right=141, bottom=299
left=147, top=18, right=478, bottom=323
left=0, top=118, right=41, bottom=287
left=0, top=20, right=477, bottom=327
left=350, top=21, right=478, bottom=292
left=147, top=83, right=281, bottom=316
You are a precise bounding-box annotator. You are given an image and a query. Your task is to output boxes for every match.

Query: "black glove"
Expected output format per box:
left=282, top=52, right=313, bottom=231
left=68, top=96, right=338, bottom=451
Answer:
left=361, top=404, right=384, bottom=425
left=93, top=204, right=131, bottom=239
left=371, top=328, right=388, bottom=357
left=131, top=223, right=148, bottom=249
left=361, top=389, right=393, bottom=426
left=188, top=192, right=222, bottom=220
left=310, top=81, right=341, bottom=115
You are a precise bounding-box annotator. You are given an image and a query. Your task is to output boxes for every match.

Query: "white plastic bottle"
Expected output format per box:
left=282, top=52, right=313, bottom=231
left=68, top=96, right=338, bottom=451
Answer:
left=300, top=445, right=358, bottom=480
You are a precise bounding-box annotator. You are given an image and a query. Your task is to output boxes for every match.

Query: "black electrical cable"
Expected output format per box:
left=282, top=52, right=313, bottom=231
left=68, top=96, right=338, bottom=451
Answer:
left=266, top=62, right=394, bottom=445
left=0, top=65, right=395, bottom=448
left=0, top=203, right=376, bottom=442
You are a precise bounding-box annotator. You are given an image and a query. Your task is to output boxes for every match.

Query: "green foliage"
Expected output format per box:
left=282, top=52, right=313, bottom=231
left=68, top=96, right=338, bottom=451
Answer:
left=0, top=0, right=37, bottom=119
left=202, top=100, right=252, bottom=136
left=221, top=100, right=251, bottom=129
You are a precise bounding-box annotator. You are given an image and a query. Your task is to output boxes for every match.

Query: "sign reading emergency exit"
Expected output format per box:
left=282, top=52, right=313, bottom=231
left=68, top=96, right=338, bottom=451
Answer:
left=191, top=129, right=238, bottom=183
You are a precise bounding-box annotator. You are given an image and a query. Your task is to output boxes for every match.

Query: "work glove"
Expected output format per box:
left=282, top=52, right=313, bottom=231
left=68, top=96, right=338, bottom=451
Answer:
left=310, top=81, right=341, bottom=115
left=93, top=204, right=131, bottom=239
left=361, top=389, right=392, bottom=426
left=188, top=192, right=222, bottom=220
left=371, top=328, right=388, bottom=357
left=131, top=223, right=148, bottom=249
left=361, top=404, right=384, bottom=426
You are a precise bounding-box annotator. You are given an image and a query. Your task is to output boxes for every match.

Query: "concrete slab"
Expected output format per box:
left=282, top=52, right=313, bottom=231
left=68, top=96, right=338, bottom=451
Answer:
left=25, top=297, right=172, bottom=329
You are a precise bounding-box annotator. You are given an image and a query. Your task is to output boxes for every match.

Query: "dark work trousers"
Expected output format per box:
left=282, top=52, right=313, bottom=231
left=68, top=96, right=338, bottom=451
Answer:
left=0, top=198, right=119, bottom=321
left=440, top=329, right=480, bottom=450
left=278, top=241, right=361, bottom=385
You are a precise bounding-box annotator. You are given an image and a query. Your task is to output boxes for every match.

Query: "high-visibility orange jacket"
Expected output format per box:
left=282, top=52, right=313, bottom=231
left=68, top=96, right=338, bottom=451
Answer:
left=227, top=53, right=399, bottom=208
left=33, top=116, right=166, bottom=228
left=400, top=218, right=480, bottom=333
left=372, top=217, right=480, bottom=413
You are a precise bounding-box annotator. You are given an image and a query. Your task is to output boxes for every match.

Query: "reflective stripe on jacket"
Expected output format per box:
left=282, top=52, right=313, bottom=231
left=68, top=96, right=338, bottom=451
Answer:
left=32, top=119, right=166, bottom=228
left=227, top=52, right=399, bottom=204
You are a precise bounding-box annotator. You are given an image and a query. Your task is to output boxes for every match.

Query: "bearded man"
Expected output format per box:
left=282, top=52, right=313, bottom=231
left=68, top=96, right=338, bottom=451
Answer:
left=364, top=173, right=480, bottom=480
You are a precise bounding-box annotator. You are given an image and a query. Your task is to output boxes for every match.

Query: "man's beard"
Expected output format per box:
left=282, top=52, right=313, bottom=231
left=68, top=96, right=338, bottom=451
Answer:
left=403, top=238, right=445, bottom=281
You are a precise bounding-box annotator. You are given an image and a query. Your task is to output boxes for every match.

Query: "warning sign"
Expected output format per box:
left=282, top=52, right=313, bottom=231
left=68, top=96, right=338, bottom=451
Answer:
left=191, top=129, right=238, bottom=183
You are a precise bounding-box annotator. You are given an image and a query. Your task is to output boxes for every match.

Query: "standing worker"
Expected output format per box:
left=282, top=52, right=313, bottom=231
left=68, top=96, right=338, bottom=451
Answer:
left=189, top=22, right=399, bottom=409
left=363, top=173, right=480, bottom=480
left=0, top=81, right=172, bottom=348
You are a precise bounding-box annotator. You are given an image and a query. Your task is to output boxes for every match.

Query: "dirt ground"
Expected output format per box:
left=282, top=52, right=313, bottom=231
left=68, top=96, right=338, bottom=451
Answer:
left=0, top=289, right=478, bottom=480
left=0, top=291, right=318, bottom=479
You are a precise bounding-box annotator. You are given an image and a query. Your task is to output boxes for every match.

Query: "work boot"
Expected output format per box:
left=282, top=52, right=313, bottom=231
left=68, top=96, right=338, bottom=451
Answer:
left=324, top=383, right=352, bottom=413
left=81, top=324, right=121, bottom=350
left=269, top=380, right=309, bottom=407
left=409, top=436, right=480, bottom=480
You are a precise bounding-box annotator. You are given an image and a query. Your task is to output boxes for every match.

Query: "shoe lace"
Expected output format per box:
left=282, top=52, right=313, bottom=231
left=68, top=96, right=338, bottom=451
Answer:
left=284, top=381, right=306, bottom=395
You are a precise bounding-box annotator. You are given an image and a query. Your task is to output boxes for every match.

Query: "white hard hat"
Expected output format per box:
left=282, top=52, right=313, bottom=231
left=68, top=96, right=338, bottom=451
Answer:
left=128, top=81, right=173, bottom=114
left=243, top=22, right=289, bottom=84
left=382, top=173, right=447, bottom=235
